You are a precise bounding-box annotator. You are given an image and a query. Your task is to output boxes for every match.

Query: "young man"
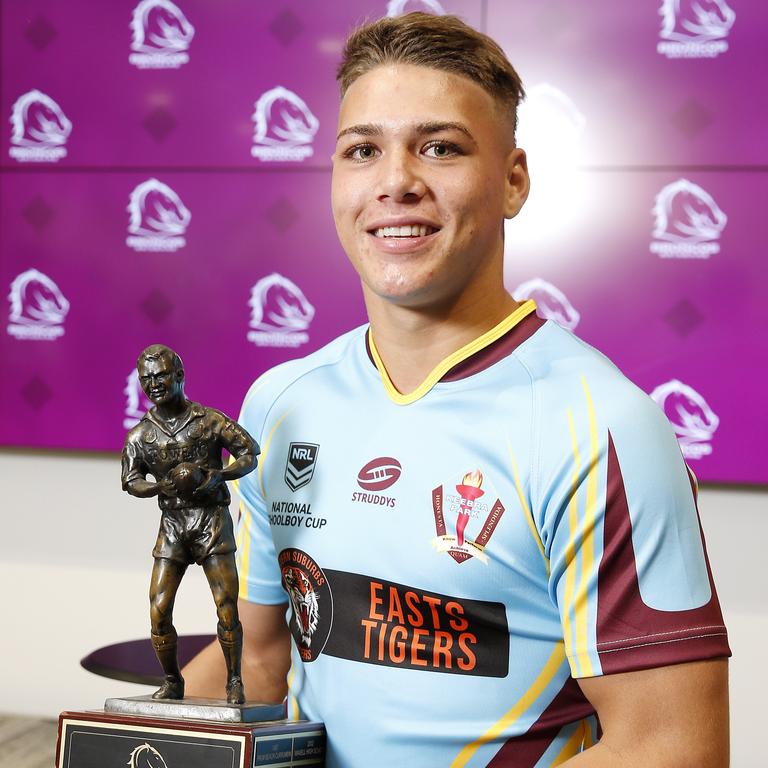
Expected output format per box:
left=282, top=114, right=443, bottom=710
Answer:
left=184, top=13, right=730, bottom=766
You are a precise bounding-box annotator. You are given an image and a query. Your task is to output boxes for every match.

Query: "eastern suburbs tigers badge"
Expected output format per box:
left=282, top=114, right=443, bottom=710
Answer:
left=279, top=548, right=332, bottom=661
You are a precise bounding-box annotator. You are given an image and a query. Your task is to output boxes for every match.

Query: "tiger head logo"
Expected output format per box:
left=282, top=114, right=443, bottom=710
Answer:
left=283, top=567, right=319, bottom=648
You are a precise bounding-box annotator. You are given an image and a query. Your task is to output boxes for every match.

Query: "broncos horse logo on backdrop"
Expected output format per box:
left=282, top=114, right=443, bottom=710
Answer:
left=9, top=90, right=71, bottom=162
left=659, top=0, right=735, bottom=42
left=126, top=179, right=191, bottom=251
left=651, top=179, right=726, bottom=258
left=513, top=278, right=581, bottom=331
left=651, top=379, right=719, bottom=459
left=124, top=369, right=154, bottom=429
left=386, top=0, right=445, bottom=16
left=283, top=567, right=320, bottom=648
left=251, top=87, right=319, bottom=161
left=247, top=273, right=315, bottom=348
left=128, top=743, right=168, bottom=768
left=7, top=268, right=69, bottom=340
left=130, top=0, right=194, bottom=67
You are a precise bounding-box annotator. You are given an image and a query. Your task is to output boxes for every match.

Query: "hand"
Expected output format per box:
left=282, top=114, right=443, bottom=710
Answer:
left=195, top=468, right=224, bottom=494
left=156, top=476, right=178, bottom=498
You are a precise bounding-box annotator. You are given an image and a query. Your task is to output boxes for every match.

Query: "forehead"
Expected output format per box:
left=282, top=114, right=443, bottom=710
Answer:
left=139, top=357, right=173, bottom=374
left=337, top=63, right=500, bottom=133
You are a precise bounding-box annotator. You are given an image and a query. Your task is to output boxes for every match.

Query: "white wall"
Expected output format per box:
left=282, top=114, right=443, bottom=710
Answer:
left=0, top=450, right=764, bottom=765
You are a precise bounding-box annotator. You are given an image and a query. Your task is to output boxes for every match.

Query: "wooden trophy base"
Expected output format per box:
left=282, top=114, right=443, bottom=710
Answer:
left=56, top=696, right=325, bottom=767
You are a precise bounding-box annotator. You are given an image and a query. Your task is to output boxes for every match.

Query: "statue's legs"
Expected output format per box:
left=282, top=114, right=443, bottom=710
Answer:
left=203, top=553, right=245, bottom=704
left=149, top=557, right=187, bottom=699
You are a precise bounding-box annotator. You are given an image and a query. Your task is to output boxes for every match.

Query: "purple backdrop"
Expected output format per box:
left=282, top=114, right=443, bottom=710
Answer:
left=1, top=0, right=766, bottom=484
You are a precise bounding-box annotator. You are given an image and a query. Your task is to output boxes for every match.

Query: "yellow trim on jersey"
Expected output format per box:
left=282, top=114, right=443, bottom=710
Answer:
left=508, top=442, right=549, bottom=576
left=451, top=642, right=566, bottom=768
left=258, top=409, right=293, bottom=497
left=551, top=720, right=586, bottom=766
left=572, top=377, right=598, bottom=677
left=582, top=718, right=595, bottom=749
left=368, top=300, right=537, bottom=406
left=237, top=501, right=252, bottom=599
left=287, top=664, right=299, bottom=721
left=564, top=409, right=581, bottom=675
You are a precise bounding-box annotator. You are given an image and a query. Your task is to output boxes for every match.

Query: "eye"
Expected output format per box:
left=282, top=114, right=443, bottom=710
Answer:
left=423, top=141, right=461, bottom=158
left=343, top=143, right=379, bottom=162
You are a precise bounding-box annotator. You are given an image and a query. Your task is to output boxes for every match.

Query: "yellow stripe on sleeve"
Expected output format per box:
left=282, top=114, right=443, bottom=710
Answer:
left=551, top=720, right=586, bottom=766
left=508, top=441, right=549, bottom=576
left=572, top=377, right=598, bottom=677
left=564, top=409, right=581, bottom=676
left=451, top=642, right=566, bottom=768
left=287, top=663, right=299, bottom=721
left=257, top=409, right=293, bottom=497
left=237, top=502, right=252, bottom=599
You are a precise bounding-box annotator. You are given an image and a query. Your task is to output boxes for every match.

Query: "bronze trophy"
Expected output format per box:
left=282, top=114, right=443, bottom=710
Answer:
left=55, top=345, right=326, bottom=768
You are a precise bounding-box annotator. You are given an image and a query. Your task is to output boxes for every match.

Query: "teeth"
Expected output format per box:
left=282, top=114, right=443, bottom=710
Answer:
left=373, top=225, right=434, bottom=238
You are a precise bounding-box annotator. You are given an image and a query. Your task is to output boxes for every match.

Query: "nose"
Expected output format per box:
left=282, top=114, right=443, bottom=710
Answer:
left=376, top=148, right=427, bottom=203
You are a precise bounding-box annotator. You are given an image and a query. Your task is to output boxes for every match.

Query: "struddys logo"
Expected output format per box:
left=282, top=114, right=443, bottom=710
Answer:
left=7, top=269, right=69, bottom=341
left=251, top=87, right=319, bottom=162
left=513, top=278, right=581, bottom=331
left=352, top=457, right=402, bottom=508
left=432, top=470, right=505, bottom=565
left=129, top=0, right=195, bottom=69
left=279, top=549, right=332, bottom=662
left=386, top=0, right=446, bottom=16
left=128, top=743, right=169, bottom=768
left=124, top=369, right=153, bottom=429
left=9, top=90, right=72, bottom=163
left=247, top=273, right=315, bottom=348
left=650, top=179, right=727, bottom=259
left=126, top=179, right=191, bottom=252
left=657, top=0, right=735, bottom=58
left=651, top=379, right=720, bottom=459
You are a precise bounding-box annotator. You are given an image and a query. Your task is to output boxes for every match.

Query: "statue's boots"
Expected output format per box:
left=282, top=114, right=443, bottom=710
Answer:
left=218, top=623, right=245, bottom=705
left=151, top=630, right=185, bottom=700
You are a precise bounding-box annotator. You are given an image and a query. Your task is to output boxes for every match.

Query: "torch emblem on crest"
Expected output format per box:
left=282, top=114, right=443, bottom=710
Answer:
left=431, top=469, right=505, bottom=564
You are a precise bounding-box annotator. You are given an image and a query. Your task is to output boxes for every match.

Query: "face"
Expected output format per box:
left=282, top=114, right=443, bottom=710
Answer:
left=332, top=63, right=528, bottom=311
left=138, top=356, right=183, bottom=406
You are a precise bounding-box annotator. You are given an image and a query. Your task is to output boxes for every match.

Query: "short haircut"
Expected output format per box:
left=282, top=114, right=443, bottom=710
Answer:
left=138, top=344, right=184, bottom=374
left=337, top=12, right=525, bottom=136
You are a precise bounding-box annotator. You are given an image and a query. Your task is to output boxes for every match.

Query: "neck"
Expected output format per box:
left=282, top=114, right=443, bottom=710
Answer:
left=155, top=395, right=188, bottom=421
left=365, top=281, right=519, bottom=395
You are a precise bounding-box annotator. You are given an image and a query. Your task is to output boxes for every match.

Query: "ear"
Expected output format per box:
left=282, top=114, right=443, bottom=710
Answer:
left=503, top=147, right=530, bottom=220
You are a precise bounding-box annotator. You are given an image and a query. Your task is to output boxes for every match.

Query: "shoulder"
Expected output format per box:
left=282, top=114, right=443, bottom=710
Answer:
left=124, top=416, right=154, bottom=448
left=239, top=326, right=367, bottom=425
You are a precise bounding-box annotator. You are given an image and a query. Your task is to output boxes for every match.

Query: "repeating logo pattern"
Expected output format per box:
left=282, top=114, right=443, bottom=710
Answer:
left=126, top=178, right=191, bottom=252
left=651, top=379, right=720, bottom=459
left=386, top=0, right=446, bottom=16
left=285, top=442, right=320, bottom=492
left=7, top=269, right=69, bottom=340
left=247, top=273, right=315, bottom=347
left=431, top=470, right=505, bottom=564
left=513, top=278, right=581, bottom=331
left=251, top=87, right=319, bottom=162
left=9, top=90, right=72, bottom=163
left=657, top=0, right=735, bottom=58
left=129, top=0, right=195, bottom=68
left=650, top=179, right=727, bottom=259
left=124, top=369, right=153, bottom=429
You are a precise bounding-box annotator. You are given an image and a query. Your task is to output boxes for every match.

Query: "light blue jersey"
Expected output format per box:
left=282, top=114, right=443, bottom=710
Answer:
left=236, top=301, right=729, bottom=768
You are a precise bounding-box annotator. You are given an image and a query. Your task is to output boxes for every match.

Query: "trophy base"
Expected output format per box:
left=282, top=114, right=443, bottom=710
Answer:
left=105, top=694, right=285, bottom=723
left=56, top=706, right=326, bottom=767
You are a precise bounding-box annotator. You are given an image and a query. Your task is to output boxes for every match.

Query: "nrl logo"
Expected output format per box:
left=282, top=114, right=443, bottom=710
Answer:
left=285, top=442, right=319, bottom=492
left=657, top=0, right=735, bottom=58
left=124, top=369, right=153, bottom=429
left=513, top=278, right=580, bottom=331
left=126, top=178, right=191, bottom=252
left=251, top=86, right=319, bottom=162
left=7, top=268, right=69, bottom=341
left=129, top=0, right=195, bottom=69
left=650, top=179, right=727, bottom=259
left=9, top=90, right=72, bottom=163
left=431, top=470, right=505, bottom=565
left=650, top=379, right=719, bottom=459
left=128, top=742, right=168, bottom=768
left=247, top=273, right=315, bottom=348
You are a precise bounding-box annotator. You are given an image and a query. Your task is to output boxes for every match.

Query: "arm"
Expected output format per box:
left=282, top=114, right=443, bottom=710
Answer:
left=200, top=418, right=259, bottom=491
left=121, top=438, right=175, bottom=499
left=183, top=599, right=291, bottom=703
left=563, top=659, right=729, bottom=767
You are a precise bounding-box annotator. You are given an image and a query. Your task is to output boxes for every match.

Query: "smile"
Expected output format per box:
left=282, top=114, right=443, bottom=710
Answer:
left=373, top=225, right=438, bottom=238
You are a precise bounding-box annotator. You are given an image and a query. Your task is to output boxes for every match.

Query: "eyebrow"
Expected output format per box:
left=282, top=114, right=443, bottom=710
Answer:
left=336, top=121, right=476, bottom=144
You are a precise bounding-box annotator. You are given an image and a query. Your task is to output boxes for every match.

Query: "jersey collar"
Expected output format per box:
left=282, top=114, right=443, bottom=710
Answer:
left=367, top=300, right=542, bottom=405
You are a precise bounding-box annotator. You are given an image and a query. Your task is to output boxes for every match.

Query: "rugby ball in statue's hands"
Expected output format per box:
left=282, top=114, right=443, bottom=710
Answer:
left=169, top=462, right=205, bottom=500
